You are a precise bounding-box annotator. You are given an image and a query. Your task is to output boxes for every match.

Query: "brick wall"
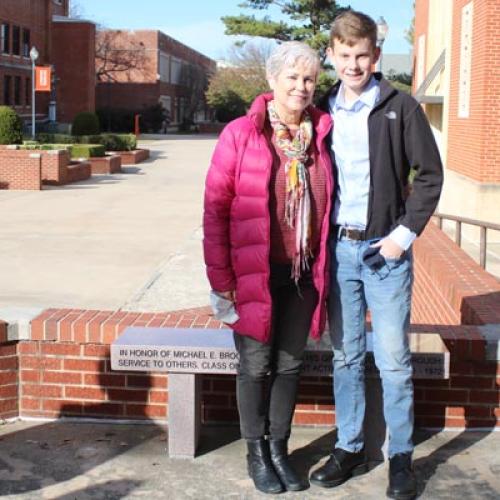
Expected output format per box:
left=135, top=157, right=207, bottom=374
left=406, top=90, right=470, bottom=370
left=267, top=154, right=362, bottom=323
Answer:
left=413, top=221, right=500, bottom=326
left=39, top=149, right=70, bottom=184
left=51, top=20, right=96, bottom=124
left=446, top=0, right=500, bottom=182
left=96, top=83, right=160, bottom=114
left=0, top=150, right=41, bottom=190
left=0, top=317, right=18, bottom=418
left=94, top=29, right=216, bottom=126
left=0, top=0, right=57, bottom=118
left=2, top=226, right=499, bottom=428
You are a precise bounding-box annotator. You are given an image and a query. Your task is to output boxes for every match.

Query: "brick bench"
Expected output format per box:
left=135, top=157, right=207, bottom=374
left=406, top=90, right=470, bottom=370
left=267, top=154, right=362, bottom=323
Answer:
left=111, top=327, right=449, bottom=459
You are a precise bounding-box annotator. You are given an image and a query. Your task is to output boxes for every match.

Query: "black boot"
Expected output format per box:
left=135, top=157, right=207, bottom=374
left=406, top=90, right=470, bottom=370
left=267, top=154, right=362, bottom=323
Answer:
left=269, top=439, right=308, bottom=491
left=246, top=439, right=284, bottom=494
left=387, top=453, right=417, bottom=500
left=310, top=447, right=367, bottom=488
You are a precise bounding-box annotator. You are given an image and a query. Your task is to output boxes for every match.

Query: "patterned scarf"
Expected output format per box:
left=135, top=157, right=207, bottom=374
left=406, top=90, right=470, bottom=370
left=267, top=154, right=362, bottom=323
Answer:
left=267, top=100, right=313, bottom=282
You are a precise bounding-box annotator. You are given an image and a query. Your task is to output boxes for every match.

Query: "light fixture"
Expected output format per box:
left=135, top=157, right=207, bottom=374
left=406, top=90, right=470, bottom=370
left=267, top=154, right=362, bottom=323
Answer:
left=30, top=46, right=39, bottom=139
left=376, top=17, right=389, bottom=74
left=376, top=16, right=389, bottom=46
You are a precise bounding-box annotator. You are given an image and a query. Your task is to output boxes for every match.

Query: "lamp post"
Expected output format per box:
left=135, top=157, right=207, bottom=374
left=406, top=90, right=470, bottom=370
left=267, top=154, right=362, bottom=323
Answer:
left=29, top=46, right=39, bottom=139
left=376, top=16, right=389, bottom=74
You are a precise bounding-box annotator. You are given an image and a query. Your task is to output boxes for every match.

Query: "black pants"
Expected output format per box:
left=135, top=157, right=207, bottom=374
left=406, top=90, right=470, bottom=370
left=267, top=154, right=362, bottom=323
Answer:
left=234, top=263, right=318, bottom=440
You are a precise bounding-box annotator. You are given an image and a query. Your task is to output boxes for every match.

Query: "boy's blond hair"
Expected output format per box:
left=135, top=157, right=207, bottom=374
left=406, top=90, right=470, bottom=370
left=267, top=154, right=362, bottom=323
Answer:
left=330, top=10, right=377, bottom=48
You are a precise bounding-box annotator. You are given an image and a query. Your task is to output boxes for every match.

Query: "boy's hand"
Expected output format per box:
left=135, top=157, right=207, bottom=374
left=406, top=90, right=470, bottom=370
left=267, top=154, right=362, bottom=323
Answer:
left=371, top=238, right=404, bottom=259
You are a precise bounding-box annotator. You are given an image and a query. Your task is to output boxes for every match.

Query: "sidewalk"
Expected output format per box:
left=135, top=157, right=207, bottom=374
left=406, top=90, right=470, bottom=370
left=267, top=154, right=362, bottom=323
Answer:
left=0, top=420, right=498, bottom=499
left=0, top=136, right=215, bottom=313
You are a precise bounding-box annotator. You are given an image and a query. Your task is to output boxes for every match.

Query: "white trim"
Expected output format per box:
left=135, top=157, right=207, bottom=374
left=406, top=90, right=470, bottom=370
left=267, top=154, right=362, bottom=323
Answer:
left=458, top=2, right=473, bottom=118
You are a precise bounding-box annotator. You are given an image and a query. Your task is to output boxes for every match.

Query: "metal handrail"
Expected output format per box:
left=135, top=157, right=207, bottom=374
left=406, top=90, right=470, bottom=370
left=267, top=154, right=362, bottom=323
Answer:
left=433, top=212, right=500, bottom=269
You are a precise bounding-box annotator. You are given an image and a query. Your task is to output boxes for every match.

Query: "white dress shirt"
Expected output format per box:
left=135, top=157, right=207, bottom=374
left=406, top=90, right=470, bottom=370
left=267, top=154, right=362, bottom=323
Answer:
left=329, top=77, right=416, bottom=250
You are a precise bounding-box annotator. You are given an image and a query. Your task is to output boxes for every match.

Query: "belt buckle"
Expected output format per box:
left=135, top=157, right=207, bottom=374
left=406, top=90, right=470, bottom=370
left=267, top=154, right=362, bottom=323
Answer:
left=343, top=227, right=364, bottom=241
left=347, top=228, right=361, bottom=241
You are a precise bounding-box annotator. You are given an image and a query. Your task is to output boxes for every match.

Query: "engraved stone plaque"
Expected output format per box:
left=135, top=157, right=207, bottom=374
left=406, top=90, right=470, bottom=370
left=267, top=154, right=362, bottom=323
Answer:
left=111, top=328, right=449, bottom=379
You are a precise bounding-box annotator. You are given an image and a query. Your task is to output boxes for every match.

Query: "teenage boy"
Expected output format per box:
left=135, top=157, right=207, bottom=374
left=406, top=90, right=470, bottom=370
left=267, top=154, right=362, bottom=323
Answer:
left=309, top=10, right=443, bottom=500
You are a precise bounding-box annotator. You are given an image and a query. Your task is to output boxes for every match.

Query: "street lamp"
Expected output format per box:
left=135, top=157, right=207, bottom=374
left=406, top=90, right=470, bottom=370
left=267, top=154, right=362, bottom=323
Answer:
left=376, top=16, right=389, bottom=74
left=29, top=46, right=39, bottom=139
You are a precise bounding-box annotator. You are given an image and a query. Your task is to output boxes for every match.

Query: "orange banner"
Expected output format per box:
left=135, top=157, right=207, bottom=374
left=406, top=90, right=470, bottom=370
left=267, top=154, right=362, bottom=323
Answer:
left=35, top=66, right=51, bottom=92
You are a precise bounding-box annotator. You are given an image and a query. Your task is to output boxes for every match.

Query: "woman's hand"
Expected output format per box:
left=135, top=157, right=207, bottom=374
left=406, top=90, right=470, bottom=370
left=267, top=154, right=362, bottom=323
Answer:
left=217, top=290, right=235, bottom=302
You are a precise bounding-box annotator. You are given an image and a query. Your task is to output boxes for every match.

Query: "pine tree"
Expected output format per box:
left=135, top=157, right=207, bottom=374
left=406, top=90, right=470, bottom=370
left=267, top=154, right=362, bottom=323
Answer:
left=222, top=0, right=346, bottom=57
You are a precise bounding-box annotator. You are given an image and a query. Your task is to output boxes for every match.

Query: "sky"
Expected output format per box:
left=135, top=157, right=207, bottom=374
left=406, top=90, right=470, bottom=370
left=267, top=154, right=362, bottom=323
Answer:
left=75, top=0, right=414, bottom=60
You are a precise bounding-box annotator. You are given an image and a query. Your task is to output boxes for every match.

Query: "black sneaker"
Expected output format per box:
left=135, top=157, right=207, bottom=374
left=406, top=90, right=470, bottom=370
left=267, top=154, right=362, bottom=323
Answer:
left=309, top=448, right=367, bottom=488
left=387, top=453, right=417, bottom=500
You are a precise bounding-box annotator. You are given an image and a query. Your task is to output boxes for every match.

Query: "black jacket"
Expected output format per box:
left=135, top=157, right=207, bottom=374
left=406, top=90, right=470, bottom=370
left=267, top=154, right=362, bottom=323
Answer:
left=319, top=74, right=443, bottom=238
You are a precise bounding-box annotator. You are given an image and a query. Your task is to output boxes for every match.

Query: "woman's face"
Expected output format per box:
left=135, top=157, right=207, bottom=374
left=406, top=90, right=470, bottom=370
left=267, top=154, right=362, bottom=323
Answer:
left=268, top=60, right=317, bottom=116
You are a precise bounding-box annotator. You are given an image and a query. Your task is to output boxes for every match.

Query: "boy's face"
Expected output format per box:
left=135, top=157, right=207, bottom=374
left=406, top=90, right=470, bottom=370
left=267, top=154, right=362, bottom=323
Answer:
left=327, top=37, right=380, bottom=96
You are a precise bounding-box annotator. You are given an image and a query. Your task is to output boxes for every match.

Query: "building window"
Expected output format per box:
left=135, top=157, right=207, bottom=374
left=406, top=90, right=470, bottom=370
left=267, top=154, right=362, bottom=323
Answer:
left=171, top=58, right=182, bottom=85
left=22, top=29, right=30, bottom=57
left=159, top=95, right=171, bottom=114
left=12, top=25, right=20, bottom=55
left=25, top=77, right=31, bottom=105
left=14, top=76, right=21, bottom=105
left=4, top=75, right=11, bottom=105
left=1, top=23, right=10, bottom=54
left=159, top=52, right=170, bottom=83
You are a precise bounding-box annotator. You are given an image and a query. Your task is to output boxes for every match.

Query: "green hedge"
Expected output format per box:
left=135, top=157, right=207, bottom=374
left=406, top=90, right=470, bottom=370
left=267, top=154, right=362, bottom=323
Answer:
left=35, top=133, right=137, bottom=151
left=99, top=133, right=137, bottom=151
left=72, top=112, right=100, bottom=136
left=71, top=144, right=106, bottom=159
left=0, top=106, right=23, bottom=145
left=19, top=143, right=73, bottom=153
left=36, top=133, right=74, bottom=144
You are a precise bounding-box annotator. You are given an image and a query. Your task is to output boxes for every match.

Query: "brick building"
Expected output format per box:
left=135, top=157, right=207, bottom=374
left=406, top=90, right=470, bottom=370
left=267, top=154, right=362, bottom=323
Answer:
left=413, top=0, right=500, bottom=230
left=0, top=0, right=95, bottom=126
left=95, top=30, right=216, bottom=127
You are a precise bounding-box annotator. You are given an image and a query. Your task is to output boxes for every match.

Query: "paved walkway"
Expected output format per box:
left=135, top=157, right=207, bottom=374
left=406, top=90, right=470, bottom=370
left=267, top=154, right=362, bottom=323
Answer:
left=0, top=420, right=498, bottom=499
left=0, top=136, right=215, bottom=313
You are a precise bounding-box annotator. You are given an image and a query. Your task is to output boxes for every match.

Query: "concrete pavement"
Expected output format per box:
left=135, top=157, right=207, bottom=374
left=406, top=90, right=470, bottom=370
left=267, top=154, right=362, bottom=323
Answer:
left=0, top=136, right=215, bottom=313
left=0, top=420, right=498, bottom=499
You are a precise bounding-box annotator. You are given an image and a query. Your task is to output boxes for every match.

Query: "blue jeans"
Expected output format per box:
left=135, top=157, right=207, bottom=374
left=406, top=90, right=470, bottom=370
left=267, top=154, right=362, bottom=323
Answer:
left=328, top=235, right=414, bottom=457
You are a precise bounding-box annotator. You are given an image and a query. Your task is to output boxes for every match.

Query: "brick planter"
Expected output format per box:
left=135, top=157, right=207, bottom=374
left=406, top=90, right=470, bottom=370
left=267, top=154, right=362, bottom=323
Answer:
left=40, top=150, right=71, bottom=185
left=88, top=154, right=122, bottom=174
left=0, top=150, right=41, bottom=190
left=115, top=148, right=150, bottom=165
left=66, top=161, right=91, bottom=184
left=0, top=148, right=91, bottom=188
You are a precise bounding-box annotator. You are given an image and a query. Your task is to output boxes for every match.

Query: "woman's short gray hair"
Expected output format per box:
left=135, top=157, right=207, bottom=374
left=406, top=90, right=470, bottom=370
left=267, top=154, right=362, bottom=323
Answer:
left=266, top=41, right=320, bottom=80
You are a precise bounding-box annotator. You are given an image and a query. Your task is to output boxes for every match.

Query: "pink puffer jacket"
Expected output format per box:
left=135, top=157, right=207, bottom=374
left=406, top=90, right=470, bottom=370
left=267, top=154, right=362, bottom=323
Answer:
left=203, top=92, right=333, bottom=342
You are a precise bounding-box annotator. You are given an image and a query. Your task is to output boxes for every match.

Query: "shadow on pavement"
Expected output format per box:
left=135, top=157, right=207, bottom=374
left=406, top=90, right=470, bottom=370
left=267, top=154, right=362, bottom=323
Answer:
left=0, top=370, right=166, bottom=497
left=289, top=429, right=337, bottom=478
left=0, top=420, right=163, bottom=496
left=52, top=479, right=144, bottom=500
left=196, top=424, right=241, bottom=458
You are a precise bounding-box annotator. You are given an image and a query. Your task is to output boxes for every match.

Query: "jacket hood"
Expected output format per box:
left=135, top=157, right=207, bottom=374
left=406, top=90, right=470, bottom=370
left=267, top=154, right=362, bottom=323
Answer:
left=247, top=92, right=332, bottom=139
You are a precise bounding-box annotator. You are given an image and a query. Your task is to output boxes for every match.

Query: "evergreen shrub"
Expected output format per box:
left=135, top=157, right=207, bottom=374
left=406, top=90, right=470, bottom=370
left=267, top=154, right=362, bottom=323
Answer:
left=72, top=112, right=100, bottom=136
left=0, top=106, right=23, bottom=145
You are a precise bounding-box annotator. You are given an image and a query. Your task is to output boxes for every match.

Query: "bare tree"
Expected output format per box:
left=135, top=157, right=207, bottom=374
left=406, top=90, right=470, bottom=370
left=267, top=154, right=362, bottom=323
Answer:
left=95, top=31, right=148, bottom=83
left=206, top=41, right=272, bottom=122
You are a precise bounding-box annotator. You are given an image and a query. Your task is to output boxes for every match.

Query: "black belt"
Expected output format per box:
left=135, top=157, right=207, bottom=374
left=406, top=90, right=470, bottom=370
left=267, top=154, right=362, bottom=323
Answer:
left=335, top=226, right=367, bottom=241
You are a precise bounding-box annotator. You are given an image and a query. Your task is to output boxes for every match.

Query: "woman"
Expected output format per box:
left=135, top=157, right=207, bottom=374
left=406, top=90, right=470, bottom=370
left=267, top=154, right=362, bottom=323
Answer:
left=203, top=41, right=333, bottom=494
